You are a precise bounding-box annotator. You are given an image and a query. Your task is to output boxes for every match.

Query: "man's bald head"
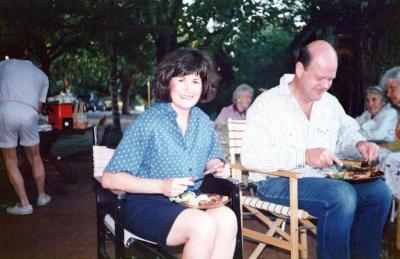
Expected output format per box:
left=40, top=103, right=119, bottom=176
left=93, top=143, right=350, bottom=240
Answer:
left=297, top=40, right=338, bottom=70
left=293, top=40, right=339, bottom=104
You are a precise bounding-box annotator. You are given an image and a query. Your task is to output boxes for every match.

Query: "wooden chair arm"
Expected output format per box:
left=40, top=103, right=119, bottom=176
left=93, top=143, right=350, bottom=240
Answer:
left=230, top=163, right=303, bottom=179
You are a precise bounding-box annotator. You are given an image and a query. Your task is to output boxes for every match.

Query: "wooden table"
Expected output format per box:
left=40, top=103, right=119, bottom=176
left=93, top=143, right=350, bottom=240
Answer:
left=38, top=126, right=94, bottom=193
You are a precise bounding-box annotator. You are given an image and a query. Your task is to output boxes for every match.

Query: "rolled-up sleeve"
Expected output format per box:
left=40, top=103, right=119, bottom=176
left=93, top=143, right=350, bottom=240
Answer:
left=105, top=120, right=150, bottom=175
left=336, top=106, right=366, bottom=159
left=206, top=124, right=225, bottom=162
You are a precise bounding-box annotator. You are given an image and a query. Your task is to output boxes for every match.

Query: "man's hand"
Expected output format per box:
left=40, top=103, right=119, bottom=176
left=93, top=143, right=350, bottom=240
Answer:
left=305, top=148, right=342, bottom=168
left=356, top=141, right=379, bottom=163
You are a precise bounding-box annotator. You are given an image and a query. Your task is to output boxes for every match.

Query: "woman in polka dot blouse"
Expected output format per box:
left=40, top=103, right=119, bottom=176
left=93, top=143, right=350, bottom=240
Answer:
left=102, top=48, right=237, bottom=258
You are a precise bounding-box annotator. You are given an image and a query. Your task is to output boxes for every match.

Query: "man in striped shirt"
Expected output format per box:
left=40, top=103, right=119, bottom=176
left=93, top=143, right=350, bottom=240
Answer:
left=241, top=40, right=391, bottom=259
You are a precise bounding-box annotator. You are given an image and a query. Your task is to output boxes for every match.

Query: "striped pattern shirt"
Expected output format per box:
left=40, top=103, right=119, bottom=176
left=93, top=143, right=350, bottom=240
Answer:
left=241, top=74, right=365, bottom=178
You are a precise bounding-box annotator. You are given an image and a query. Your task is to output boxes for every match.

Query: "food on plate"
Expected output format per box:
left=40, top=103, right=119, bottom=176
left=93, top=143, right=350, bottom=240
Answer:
left=326, top=166, right=382, bottom=180
left=170, top=192, right=226, bottom=207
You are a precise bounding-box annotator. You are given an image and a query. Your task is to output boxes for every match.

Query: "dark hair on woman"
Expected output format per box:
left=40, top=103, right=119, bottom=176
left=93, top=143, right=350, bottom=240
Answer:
left=152, top=48, right=220, bottom=103
left=296, top=46, right=311, bottom=69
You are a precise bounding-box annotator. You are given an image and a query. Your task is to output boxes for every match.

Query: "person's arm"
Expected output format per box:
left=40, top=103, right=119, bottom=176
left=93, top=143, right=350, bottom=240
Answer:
left=101, top=172, right=194, bottom=197
left=38, top=73, right=49, bottom=112
left=335, top=101, right=366, bottom=159
left=204, top=121, right=228, bottom=177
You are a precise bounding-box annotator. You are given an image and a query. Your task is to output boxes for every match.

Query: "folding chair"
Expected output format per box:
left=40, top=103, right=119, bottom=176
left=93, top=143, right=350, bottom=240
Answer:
left=227, top=119, right=317, bottom=259
left=92, top=126, right=243, bottom=259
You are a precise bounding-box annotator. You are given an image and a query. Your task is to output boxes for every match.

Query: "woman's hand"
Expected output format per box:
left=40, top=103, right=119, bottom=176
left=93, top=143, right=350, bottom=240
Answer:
left=159, top=177, right=194, bottom=197
left=213, top=163, right=231, bottom=179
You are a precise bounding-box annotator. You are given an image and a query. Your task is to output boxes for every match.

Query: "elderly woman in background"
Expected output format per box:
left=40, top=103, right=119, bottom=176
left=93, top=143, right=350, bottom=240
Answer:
left=355, top=85, right=398, bottom=142
left=215, top=83, right=254, bottom=123
left=379, top=66, right=400, bottom=151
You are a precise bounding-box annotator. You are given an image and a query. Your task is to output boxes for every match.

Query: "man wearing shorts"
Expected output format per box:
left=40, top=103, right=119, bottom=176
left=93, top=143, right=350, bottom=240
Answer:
left=0, top=58, right=51, bottom=215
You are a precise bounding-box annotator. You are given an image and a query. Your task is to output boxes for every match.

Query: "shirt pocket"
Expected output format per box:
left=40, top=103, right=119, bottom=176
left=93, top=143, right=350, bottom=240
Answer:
left=277, top=120, right=305, bottom=150
left=311, top=120, right=339, bottom=151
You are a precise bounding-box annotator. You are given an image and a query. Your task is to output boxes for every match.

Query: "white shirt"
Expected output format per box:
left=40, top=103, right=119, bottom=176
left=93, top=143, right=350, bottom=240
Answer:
left=0, top=59, right=49, bottom=110
left=355, top=104, right=398, bottom=142
left=241, top=74, right=365, bottom=178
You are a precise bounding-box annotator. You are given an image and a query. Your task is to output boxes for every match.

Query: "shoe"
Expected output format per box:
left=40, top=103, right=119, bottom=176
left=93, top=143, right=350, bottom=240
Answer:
left=6, top=203, right=33, bottom=215
left=37, top=194, right=51, bottom=206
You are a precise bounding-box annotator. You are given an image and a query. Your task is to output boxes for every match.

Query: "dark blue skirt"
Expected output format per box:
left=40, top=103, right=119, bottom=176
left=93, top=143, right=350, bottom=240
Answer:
left=123, top=194, right=186, bottom=248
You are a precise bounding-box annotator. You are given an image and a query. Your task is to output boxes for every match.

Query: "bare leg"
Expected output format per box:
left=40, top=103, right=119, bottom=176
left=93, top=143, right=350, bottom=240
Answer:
left=1, top=148, right=30, bottom=206
left=24, top=144, right=46, bottom=197
left=166, top=209, right=216, bottom=259
left=207, top=206, right=238, bottom=259
left=166, top=206, right=238, bottom=259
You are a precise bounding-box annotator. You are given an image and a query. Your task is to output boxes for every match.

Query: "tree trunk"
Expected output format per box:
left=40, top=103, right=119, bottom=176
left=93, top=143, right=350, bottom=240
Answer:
left=109, top=38, right=121, bottom=130
left=120, top=70, right=132, bottom=115
left=154, top=0, right=181, bottom=62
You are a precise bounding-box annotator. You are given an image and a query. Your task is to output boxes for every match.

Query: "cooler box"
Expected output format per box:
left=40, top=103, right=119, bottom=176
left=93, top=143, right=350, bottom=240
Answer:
left=47, top=103, right=73, bottom=130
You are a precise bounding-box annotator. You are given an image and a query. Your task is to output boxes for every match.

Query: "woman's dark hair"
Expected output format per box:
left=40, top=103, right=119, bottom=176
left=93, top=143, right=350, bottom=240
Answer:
left=152, top=48, right=220, bottom=103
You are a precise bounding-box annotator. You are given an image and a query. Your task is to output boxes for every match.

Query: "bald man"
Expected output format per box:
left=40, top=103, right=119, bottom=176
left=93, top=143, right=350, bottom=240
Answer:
left=241, top=40, right=391, bottom=259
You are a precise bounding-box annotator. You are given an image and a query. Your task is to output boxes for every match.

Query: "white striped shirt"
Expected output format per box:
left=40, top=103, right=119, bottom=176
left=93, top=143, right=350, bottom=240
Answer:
left=241, top=74, right=365, bottom=178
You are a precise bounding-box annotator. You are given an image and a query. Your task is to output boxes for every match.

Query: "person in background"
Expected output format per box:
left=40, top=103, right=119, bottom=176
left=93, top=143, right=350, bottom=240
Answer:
left=241, top=40, right=391, bottom=259
left=101, top=48, right=237, bottom=258
left=355, top=85, right=397, bottom=142
left=380, top=66, right=400, bottom=151
left=0, top=57, right=52, bottom=215
left=214, top=83, right=254, bottom=123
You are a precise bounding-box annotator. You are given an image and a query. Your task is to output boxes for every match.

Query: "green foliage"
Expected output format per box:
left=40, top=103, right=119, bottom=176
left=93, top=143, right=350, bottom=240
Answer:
left=181, top=0, right=310, bottom=113
left=0, top=0, right=312, bottom=115
left=50, top=45, right=109, bottom=96
left=134, top=95, right=145, bottom=106
left=232, top=26, right=294, bottom=89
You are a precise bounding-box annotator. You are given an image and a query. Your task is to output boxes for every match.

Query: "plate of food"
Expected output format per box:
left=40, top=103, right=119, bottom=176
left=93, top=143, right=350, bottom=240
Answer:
left=326, top=166, right=384, bottom=183
left=170, top=191, right=230, bottom=209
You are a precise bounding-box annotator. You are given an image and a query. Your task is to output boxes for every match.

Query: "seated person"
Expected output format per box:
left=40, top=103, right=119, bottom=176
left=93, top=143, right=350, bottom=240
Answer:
left=241, top=40, right=391, bottom=259
left=101, top=48, right=237, bottom=259
left=379, top=66, right=400, bottom=151
left=215, top=83, right=254, bottom=123
left=355, top=85, right=397, bottom=142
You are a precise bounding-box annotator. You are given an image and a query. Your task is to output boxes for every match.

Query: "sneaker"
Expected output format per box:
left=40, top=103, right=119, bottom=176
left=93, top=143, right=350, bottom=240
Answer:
left=6, top=203, right=33, bottom=215
left=37, top=194, right=51, bottom=206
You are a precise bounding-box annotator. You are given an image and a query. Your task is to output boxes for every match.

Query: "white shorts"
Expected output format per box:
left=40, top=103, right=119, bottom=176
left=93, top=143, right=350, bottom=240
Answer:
left=0, top=102, right=39, bottom=148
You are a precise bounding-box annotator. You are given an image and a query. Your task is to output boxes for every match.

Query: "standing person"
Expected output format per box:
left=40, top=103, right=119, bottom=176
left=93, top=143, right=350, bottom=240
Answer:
left=0, top=58, right=51, bottom=215
left=241, top=40, right=391, bottom=259
left=101, top=48, right=237, bottom=259
left=214, top=83, right=254, bottom=123
left=355, top=85, right=397, bottom=142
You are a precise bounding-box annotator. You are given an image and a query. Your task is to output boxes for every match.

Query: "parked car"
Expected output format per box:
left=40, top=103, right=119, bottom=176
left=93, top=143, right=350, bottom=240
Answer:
left=104, top=97, right=123, bottom=111
left=78, top=94, right=106, bottom=112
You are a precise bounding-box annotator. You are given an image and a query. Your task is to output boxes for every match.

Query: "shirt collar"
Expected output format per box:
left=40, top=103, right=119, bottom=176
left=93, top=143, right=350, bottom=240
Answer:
left=278, top=74, right=295, bottom=96
left=155, top=102, right=201, bottom=121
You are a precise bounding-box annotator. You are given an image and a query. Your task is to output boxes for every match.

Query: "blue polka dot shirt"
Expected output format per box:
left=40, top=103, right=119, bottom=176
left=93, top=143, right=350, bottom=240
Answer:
left=105, top=102, right=224, bottom=189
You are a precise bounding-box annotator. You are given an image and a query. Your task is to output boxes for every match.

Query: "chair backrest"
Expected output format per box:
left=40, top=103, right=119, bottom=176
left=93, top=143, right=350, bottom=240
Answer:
left=227, top=119, right=246, bottom=164
left=93, top=145, right=115, bottom=177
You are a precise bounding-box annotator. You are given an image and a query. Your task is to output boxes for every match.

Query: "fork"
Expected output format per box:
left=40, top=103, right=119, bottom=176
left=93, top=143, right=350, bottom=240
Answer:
left=192, top=163, right=225, bottom=182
